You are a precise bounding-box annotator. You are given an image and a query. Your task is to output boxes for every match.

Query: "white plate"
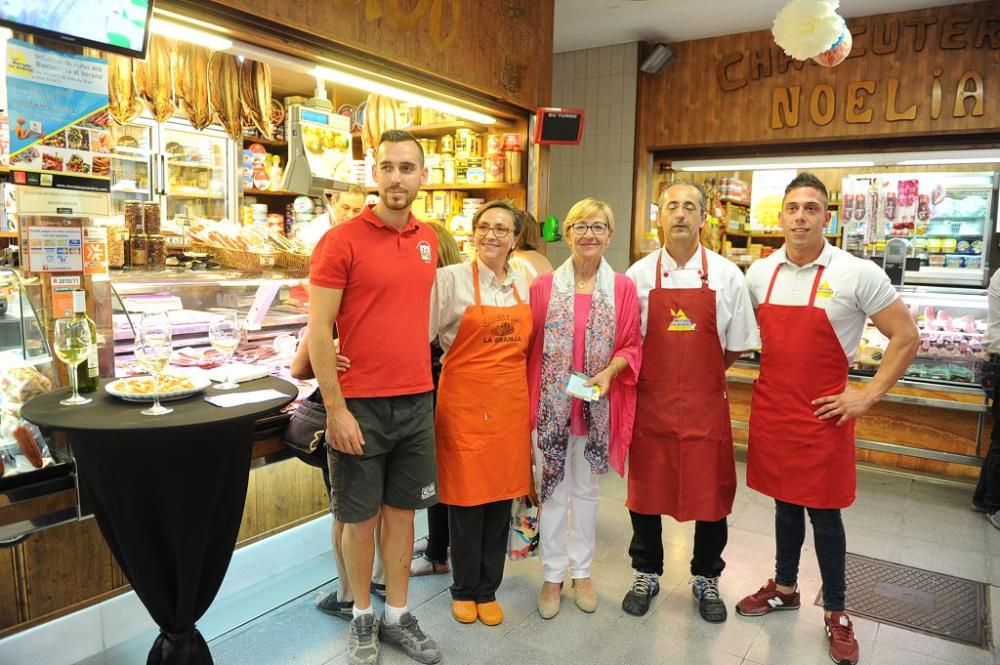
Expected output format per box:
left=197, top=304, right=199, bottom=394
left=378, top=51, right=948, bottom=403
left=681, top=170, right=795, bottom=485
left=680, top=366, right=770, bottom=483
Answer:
left=105, top=376, right=212, bottom=403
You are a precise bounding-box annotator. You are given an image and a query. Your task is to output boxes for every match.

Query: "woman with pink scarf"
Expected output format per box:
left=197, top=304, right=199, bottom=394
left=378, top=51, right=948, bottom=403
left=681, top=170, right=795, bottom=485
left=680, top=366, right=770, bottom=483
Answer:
left=527, top=197, right=642, bottom=619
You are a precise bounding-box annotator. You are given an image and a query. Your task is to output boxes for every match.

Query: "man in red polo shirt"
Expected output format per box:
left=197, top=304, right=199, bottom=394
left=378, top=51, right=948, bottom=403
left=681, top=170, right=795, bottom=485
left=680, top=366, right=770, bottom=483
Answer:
left=309, top=130, right=441, bottom=665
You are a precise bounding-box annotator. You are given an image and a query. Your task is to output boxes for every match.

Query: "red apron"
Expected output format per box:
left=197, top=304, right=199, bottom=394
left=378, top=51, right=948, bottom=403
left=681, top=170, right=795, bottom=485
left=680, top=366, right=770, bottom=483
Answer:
left=627, top=247, right=736, bottom=522
left=747, top=264, right=856, bottom=509
left=435, top=262, right=532, bottom=507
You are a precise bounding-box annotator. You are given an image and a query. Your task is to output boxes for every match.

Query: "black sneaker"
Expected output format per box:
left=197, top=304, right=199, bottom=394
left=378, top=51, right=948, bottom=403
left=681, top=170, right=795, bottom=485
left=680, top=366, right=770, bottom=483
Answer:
left=692, top=575, right=727, bottom=623
left=370, top=581, right=387, bottom=597
left=622, top=572, right=659, bottom=616
left=380, top=612, right=441, bottom=664
left=348, top=613, right=380, bottom=665
left=317, top=590, right=353, bottom=620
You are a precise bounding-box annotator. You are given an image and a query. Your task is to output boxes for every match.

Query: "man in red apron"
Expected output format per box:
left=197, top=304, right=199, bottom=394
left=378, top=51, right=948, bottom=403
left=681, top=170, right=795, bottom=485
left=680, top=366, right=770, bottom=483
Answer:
left=623, top=183, right=759, bottom=622
left=738, top=173, right=918, bottom=665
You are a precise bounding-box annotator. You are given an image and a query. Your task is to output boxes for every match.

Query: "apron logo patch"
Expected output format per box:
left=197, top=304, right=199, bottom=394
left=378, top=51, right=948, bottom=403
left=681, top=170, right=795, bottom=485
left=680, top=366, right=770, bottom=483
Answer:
left=491, top=321, right=515, bottom=337
left=420, top=482, right=436, bottom=500
left=667, top=308, right=697, bottom=332
left=815, top=280, right=834, bottom=299
left=417, top=240, right=432, bottom=263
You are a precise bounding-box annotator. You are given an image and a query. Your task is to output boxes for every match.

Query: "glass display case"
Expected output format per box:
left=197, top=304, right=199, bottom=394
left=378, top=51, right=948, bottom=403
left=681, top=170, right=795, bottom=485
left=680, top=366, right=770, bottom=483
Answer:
left=842, top=171, right=997, bottom=287
left=109, top=116, right=238, bottom=226
left=109, top=269, right=308, bottom=378
left=855, top=286, right=988, bottom=387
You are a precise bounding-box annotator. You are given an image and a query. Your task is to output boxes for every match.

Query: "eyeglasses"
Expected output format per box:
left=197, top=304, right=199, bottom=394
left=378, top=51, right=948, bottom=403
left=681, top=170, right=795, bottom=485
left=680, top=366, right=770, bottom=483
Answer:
left=474, top=224, right=513, bottom=239
left=664, top=202, right=700, bottom=213
left=570, top=222, right=610, bottom=235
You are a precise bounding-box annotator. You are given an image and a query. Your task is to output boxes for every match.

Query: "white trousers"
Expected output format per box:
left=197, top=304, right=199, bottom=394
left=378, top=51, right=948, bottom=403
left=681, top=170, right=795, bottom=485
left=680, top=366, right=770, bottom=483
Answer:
left=534, top=432, right=600, bottom=583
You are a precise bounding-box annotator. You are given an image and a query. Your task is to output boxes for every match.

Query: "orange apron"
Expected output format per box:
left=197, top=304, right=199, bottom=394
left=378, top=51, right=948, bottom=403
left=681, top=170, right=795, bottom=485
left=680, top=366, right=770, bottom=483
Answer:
left=435, top=262, right=532, bottom=507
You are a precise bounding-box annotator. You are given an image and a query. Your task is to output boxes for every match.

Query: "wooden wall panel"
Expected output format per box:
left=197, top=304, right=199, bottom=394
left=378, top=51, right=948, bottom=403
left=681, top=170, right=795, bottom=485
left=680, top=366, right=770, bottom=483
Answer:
left=252, top=458, right=327, bottom=535
left=20, top=519, right=117, bottom=619
left=192, top=0, right=554, bottom=111
left=639, top=1, right=1000, bottom=151
left=0, top=547, right=21, bottom=629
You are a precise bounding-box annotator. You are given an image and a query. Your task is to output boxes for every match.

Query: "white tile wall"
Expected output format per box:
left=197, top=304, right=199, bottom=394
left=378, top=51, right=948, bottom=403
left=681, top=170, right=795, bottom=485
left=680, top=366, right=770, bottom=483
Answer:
left=547, top=42, right=638, bottom=272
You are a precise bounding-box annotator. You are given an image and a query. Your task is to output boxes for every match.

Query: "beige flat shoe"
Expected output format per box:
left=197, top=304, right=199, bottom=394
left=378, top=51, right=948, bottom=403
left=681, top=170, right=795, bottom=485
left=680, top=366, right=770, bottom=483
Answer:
left=537, top=581, right=562, bottom=619
left=573, top=578, right=598, bottom=613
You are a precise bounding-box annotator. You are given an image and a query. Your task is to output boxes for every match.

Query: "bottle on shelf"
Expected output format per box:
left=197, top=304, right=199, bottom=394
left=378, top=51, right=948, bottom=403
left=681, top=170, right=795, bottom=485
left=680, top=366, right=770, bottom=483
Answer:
left=72, top=290, right=100, bottom=393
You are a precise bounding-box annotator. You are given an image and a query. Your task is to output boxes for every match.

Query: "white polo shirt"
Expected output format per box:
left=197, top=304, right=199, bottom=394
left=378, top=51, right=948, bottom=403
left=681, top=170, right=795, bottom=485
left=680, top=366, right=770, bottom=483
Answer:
left=626, top=244, right=759, bottom=352
left=745, top=241, right=898, bottom=363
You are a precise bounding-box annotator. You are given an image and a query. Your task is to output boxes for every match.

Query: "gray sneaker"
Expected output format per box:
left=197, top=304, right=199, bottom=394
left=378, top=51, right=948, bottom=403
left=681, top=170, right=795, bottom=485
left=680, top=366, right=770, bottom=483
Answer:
left=380, top=612, right=441, bottom=664
left=348, top=613, right=380, bottom=665
left=989, top=511, right=1000, bottom=531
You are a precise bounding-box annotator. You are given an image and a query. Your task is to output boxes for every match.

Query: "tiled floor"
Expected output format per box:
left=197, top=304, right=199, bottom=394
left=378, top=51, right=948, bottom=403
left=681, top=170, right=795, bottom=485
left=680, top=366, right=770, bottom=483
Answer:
left=83, top=462, right=1000, bottom=665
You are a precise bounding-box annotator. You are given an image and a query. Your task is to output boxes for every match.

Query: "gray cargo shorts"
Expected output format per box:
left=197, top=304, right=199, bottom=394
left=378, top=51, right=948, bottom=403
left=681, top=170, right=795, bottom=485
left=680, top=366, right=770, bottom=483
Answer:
left=327, top=391, right=438, bottom=523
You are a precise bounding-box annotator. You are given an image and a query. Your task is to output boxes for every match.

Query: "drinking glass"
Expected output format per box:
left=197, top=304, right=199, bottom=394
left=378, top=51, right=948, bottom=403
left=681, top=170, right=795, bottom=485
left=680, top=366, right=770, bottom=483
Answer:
left=209, top=311, right=241, bottom=390
left=134, top=313, right=173, bottom=416
left=53, top=317, right=92, bottom=406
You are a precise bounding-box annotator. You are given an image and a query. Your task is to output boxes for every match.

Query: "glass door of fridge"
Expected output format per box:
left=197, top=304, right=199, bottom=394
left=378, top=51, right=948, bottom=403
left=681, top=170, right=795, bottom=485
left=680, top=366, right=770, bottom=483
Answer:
left=161, top=124, right=232, bottom=224
left=109, top=120, right=155, bottom=216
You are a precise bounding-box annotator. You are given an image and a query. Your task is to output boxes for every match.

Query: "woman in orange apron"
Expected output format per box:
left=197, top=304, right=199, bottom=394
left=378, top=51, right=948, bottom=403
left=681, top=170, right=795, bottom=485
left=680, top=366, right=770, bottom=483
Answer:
left=432, top=200, right=531, bottom=627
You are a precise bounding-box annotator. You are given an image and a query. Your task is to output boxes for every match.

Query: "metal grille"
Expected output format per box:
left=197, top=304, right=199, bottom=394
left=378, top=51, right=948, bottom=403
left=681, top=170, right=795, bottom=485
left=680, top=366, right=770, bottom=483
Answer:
left=815, top=553, right=990, bottom=649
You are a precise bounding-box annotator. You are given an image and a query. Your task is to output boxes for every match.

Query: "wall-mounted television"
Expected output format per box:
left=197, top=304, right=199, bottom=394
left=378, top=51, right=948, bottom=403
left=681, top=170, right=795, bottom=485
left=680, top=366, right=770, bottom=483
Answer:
left=0, top=1, right=154, bottom=58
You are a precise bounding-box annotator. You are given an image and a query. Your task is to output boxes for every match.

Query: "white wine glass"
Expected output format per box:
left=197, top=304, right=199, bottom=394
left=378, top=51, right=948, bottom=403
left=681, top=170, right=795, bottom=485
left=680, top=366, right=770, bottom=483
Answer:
left=208, top=311, right=241, bottom=390
left=134, top=313, right=173, bottom=416
left=53, top=317, right=92, bottom=406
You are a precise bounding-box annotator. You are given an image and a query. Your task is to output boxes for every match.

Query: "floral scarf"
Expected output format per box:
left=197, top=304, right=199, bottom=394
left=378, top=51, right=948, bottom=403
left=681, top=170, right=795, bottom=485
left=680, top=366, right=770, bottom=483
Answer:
left=536, top=256, right=616, bottom=502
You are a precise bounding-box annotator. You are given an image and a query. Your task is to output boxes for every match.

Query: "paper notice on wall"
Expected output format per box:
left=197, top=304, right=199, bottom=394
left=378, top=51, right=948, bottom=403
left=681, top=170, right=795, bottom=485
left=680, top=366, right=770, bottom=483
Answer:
left=750, top=169, right=797, bottom=231
left=26, top=225, right=82, bottom=272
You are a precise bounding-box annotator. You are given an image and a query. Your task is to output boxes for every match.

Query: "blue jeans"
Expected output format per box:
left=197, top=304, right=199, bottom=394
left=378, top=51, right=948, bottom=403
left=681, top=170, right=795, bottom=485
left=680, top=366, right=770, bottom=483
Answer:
left=774, top=500, right=846, bottom=612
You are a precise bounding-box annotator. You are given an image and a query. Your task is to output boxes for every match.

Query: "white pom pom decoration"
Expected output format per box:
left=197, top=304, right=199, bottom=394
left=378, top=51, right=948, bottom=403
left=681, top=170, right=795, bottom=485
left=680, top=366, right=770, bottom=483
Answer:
left=772, top=0, right=844, bottom=60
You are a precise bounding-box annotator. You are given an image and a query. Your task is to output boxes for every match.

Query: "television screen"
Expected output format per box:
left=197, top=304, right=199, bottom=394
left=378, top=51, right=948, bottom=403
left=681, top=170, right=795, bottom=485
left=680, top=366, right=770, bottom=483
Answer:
left=0, top=1, right=154, bottom=58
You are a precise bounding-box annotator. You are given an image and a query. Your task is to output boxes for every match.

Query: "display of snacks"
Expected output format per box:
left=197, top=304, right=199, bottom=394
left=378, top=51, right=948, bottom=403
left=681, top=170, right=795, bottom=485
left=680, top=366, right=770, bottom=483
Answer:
left=130, top=234, right=148, bottom=266
left=147, top=235, right=167, bottom=268
left=124, top=200, right=143, bottom=235
left=107, top=225, right=127, bottom=268
left=143, top=201, right=161, bottom=235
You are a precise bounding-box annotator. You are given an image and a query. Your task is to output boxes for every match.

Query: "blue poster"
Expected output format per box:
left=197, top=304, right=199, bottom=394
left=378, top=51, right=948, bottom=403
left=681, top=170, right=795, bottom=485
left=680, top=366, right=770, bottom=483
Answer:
left=6, top=40, right=110, bottom=192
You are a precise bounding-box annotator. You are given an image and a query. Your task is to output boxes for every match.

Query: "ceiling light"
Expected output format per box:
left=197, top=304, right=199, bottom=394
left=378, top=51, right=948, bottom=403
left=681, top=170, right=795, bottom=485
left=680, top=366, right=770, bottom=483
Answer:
left=311, top=65, right=496, bottom=126
left=897, top=157, right=1000, bottom=166
left=150, top=18, right=233, bottom=50
left=676, top=160, right=874, bottom=172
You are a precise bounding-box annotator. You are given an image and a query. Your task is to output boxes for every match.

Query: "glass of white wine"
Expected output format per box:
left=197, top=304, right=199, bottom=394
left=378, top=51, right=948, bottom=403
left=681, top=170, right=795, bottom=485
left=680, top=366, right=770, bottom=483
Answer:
left=208, top=311, right=241, bottom=390
left=134, top=312, right=173, bottom=416
left=53, top=317, right=92, bottom=406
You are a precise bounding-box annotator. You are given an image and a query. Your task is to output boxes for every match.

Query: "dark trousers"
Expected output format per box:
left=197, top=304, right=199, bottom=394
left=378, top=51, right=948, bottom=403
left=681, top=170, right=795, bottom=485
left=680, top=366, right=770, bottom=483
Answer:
left=774, top=499, right=846, bottom=612
left=448, top=499, right=512, bottom=602
left=973, top=384, right=1000, bottom=511
left=628, top=511, right=728, bottom=578
left=426, top=502, right=450, bottom=563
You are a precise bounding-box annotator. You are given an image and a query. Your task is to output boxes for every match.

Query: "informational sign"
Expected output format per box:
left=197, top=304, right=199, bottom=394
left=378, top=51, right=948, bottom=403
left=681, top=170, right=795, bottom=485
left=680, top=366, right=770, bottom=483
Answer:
left=15, top=185, right=110, bottom=216
left=750, top=170, right=797, bottom=231
left=83, top=226, right=108, bottom=275
left=6, top=40, right=111, bottom=193
left=26, top=225, right=83, bottom=272
left=50, top=275, right=81, bottom=317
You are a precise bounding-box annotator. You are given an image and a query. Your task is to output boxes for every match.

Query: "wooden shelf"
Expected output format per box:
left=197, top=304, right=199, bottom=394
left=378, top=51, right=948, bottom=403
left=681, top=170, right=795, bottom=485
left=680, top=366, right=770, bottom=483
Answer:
left=242, top=135, right=287, bottom=148
left=399, top=121, right=496, bottom=138
left=243, top=189, right=300, bottom=197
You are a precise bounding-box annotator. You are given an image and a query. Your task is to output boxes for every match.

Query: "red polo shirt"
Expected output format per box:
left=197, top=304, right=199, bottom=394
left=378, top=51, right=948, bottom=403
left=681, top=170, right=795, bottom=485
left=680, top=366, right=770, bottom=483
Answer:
left=310, top=205, right=438, bottom=398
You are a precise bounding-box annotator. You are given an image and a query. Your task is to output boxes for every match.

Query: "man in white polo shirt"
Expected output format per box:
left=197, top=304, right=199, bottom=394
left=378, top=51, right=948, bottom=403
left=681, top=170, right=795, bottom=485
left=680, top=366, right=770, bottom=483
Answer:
left=737, top=173, right=918, bottom=665
left=622, top=182, right=759, bottom=623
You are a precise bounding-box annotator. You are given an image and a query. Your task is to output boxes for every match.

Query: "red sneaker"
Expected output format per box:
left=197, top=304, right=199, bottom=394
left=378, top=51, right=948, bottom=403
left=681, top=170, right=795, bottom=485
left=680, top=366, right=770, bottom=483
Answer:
left=735, top=579, right=801, bottom=616
left=825, top=612, right=860, bottom=665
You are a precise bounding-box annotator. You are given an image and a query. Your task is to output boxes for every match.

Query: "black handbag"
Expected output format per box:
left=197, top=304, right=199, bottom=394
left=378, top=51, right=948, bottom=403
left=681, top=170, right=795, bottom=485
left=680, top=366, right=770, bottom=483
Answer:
left=283, top=398, right=327, bottom=454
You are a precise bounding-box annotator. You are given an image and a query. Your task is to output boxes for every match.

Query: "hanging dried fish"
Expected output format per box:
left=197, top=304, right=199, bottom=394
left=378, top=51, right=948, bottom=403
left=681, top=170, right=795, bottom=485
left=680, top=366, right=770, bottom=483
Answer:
left=107, top=54, right=143, bottom=124
left=209, top=52, right=243, bottom=140
left=134, top=35, right=175, bottom=123
left=174, top=43, right=213, bottom=131
left=253, top=61, right=273, bottom=139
